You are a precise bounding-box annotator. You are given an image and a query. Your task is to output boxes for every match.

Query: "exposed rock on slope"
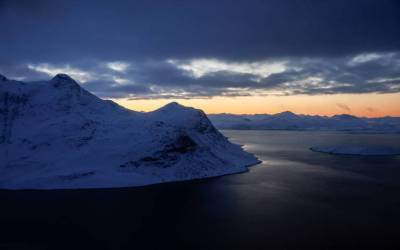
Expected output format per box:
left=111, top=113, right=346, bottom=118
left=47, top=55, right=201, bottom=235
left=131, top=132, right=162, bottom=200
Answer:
left=0, top=74, right=259, bottom=189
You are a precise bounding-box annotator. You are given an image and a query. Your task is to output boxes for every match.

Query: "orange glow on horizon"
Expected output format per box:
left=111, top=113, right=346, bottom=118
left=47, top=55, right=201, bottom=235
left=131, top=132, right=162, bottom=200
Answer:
left=112, top=93, right=400, bottom=118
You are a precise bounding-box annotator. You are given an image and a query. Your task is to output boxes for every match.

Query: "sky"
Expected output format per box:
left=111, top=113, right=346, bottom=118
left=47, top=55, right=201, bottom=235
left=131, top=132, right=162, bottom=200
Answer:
left=1, top=0, right=400, bottom=117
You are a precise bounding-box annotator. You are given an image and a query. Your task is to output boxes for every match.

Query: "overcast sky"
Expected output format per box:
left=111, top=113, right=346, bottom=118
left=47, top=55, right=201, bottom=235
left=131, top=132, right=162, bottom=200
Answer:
left=1, top=0, right=400, bottom=115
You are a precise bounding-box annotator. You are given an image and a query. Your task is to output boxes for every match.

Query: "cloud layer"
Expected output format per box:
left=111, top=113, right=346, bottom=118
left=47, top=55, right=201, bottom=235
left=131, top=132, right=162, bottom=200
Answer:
left=1, top=0, right=399, bottom=99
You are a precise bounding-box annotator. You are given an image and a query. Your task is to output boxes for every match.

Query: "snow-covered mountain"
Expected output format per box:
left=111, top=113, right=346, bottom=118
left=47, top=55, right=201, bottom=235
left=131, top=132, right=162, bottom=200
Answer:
left=209, top=112, right=400, bottom=133
left=0, top=74, right=259, bottom=189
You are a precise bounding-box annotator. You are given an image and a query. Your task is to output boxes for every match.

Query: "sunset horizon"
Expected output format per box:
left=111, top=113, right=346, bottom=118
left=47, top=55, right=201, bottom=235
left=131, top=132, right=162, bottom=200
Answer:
left=4, top=71, right=400, bottom=117
left=113, top=92, right=400, bottom=118
left=1, top=1, right=400, bottom=249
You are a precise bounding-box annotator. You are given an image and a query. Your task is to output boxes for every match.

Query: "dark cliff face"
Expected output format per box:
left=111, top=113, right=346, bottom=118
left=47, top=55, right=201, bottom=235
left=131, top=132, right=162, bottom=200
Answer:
left=0, top=74, right=7, bottom=82
left=0, top=84, right=29, bottom=144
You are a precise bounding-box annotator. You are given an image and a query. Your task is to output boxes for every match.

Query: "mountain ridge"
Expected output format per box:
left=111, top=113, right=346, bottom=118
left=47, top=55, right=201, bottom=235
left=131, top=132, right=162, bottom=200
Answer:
left=208, top=112, right=400, bottom=133
left=208, top=111, right=399, bottom=119
left=0, top=74, right=259, bottom=189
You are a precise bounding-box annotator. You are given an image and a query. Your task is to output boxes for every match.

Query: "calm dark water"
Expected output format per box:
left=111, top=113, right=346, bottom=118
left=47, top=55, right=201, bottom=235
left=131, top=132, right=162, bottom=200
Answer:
left=1, top=130, right=400, bottom=250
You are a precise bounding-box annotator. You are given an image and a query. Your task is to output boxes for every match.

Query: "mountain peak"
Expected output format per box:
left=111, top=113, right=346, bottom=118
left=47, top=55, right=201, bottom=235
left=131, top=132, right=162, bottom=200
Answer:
left=275, top=111, right=297, bottom=117
left=158, top=102, right=186, bottom=112
left=51, top=73, right=74, bottom=81
left=50, top=73, right=81, bottom=90
left=332, top=114, right=358, bottom=119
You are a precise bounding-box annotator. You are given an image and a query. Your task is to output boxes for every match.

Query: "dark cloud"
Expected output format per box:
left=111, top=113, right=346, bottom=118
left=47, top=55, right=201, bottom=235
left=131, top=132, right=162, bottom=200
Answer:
left=1, top=0, right=399, bottom=62
left=83, top=80, right=153, bottom=99
left=114, top=53, right=400, bottom=98
left=0, top=0, right=400, bottom=99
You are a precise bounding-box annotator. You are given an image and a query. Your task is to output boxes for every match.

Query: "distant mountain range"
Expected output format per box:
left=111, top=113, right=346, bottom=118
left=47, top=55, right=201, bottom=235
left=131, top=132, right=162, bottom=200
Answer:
left=208, top=112, right=400, bottom=133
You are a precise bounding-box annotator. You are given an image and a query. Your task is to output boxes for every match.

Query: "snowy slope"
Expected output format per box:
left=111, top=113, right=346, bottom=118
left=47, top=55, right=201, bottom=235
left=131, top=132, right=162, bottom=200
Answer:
left=209, top=113, right=400, bottom=133
left=0, top=74, right=259, bottom=189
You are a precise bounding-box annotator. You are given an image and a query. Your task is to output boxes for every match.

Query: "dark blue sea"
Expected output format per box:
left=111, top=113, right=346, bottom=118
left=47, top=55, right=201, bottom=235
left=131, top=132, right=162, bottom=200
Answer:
left=1, top=130, right=400, bottom=249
